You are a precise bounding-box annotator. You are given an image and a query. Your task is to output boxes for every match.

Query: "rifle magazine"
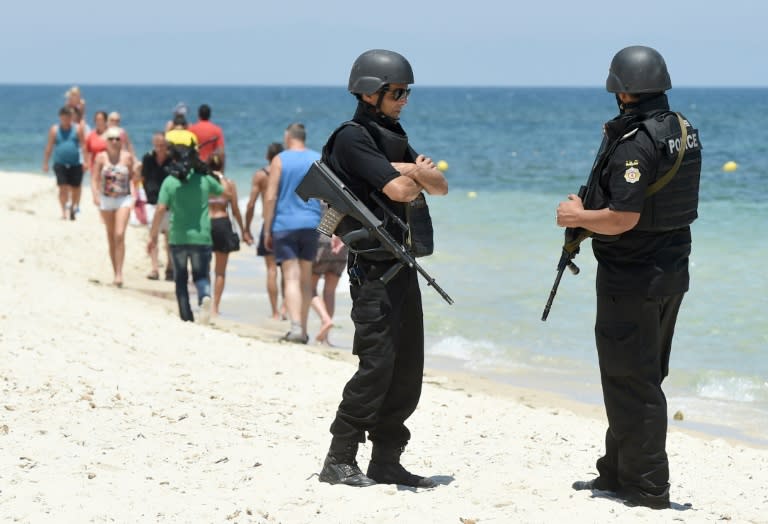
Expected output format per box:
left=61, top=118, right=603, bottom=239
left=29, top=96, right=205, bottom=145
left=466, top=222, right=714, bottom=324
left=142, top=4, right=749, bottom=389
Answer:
left=317, top=206, right=345, bottom=237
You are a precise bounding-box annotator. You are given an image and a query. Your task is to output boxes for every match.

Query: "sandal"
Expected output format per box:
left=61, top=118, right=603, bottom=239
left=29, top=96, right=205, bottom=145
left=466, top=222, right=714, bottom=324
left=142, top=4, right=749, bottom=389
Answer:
left=146, top=271, right=160, bottom=280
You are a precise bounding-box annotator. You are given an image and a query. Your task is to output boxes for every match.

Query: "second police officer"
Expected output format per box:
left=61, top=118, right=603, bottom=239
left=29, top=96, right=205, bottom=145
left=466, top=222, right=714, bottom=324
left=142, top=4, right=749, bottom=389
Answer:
left=317, top=49, right=449, bottom=488
left=557, top=46, right=702, bottom=509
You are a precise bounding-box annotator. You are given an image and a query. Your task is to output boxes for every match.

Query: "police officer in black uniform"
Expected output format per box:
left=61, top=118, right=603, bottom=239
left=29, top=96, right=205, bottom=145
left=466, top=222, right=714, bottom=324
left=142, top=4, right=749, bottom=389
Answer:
left=556, top=46, right=701, bottom=509
left=317, top=49, right=448, bottom=488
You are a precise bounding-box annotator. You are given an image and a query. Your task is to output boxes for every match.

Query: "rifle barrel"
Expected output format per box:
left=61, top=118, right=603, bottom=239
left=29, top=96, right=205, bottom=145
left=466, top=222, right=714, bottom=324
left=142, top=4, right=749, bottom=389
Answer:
left=414, top=261, right=454, bottom=305
left=541, top=264, right=567, bottom=321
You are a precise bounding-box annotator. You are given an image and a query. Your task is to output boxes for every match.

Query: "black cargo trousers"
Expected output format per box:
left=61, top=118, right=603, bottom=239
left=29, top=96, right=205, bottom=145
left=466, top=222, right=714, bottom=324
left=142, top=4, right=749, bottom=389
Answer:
left=594, top=292, right=685, bottom=506
left=329, top=257, right=424, bottom=448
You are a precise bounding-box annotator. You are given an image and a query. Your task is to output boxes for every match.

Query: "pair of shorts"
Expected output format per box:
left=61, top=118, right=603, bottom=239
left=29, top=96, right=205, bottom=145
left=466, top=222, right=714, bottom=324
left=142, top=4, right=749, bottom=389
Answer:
left=100, top=194, right=132, bottom=211
left=313, top=239, right=348, bottom=276
left=272, top=228, right=318, bottom=264
left=211, top=216, right=239, bottom=253
left=145, top=204, right=170, bottom=233
left=256, top=226, right=272, bottom=257
left=54, top=163, right=84, bottom=187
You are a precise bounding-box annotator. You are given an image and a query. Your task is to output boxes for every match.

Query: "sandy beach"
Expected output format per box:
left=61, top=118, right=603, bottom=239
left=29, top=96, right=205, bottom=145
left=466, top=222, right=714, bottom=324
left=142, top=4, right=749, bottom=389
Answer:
left=1, top=170, right=766, bottom=523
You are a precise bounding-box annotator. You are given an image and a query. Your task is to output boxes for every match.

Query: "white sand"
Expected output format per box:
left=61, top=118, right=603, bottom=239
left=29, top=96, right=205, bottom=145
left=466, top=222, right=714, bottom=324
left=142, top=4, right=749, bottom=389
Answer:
left=1, top=171, right=767, bottom=523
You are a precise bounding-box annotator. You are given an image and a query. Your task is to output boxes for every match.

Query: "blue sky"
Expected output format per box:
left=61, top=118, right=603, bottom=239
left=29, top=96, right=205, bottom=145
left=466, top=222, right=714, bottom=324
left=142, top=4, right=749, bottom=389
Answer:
left=2, top=0, right=765, bottom=86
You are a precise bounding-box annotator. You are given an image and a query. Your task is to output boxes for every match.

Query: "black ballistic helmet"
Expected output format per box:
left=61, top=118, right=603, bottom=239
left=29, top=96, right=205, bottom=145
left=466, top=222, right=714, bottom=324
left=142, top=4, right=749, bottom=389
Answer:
left=606, top=46, right=672, bottom=94
left=348, top=49, right=414, bottom=95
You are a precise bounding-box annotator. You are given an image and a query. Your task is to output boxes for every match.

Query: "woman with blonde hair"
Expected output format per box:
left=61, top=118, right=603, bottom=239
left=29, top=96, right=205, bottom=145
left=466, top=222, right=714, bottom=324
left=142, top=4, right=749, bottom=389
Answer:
left=106, top=111, right=136, bottom=157
left=65, top=86, right=86, bottom=117
left=92, top=127, right=136, bottom=287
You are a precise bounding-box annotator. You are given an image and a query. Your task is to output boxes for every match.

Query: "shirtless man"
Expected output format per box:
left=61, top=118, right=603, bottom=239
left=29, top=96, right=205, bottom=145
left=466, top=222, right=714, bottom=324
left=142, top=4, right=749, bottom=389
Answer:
left=244, top=142, right=284, bottom=319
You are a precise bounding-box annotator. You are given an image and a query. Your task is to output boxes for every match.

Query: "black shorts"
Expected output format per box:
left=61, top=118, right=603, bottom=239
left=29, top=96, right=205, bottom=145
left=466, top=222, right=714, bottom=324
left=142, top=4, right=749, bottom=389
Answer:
left=211, top=216, right=239, bottom=253
left=256, top=226, right=272, bottom=257
left=54, top=163, right=84, bottom=187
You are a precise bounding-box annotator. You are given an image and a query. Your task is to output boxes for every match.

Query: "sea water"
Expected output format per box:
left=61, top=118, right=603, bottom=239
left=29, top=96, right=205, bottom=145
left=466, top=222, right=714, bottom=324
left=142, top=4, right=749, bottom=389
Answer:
left=1, top=85, right=765, bottom=442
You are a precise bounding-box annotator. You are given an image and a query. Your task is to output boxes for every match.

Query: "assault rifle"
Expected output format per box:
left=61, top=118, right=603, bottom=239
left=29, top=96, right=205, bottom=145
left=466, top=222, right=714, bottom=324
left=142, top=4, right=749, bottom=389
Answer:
left=296, top=160, right=453, bottom=305
left=541, top=115, right=688, bottom=321
left=541, top=135, right=612, bottom=321
left=540, top=185, right=592, bottom=321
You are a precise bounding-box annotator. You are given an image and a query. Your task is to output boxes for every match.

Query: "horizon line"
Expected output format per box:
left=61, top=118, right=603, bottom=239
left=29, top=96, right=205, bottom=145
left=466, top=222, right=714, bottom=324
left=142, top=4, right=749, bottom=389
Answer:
left=1, top=82, right=767, bottom=89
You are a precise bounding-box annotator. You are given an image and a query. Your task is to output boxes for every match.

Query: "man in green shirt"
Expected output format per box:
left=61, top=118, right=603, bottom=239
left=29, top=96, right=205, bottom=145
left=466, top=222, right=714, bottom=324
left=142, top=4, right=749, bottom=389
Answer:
left=148, top=145, right=223, bottom=323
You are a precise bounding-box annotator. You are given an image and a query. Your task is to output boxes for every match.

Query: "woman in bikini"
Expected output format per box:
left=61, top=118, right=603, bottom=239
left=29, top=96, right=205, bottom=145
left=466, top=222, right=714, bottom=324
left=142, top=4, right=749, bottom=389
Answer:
left=208, top=156, right=249, bottom=317
left=92, top=127, right=135, bottom=287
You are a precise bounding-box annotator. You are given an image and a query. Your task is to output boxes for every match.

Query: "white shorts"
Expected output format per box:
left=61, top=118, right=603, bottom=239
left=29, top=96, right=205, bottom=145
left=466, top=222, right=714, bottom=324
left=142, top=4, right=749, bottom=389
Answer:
left=100, top=194, right=133, bottom=211
left=145, top=204, right=171, bottom=233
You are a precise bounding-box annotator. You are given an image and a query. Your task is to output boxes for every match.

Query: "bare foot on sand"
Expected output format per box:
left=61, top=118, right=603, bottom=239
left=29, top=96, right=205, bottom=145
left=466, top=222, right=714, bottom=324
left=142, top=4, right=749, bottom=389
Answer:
left=315, top=320, right=334, bottom=344
left=315, top=337, right=336, bottom=347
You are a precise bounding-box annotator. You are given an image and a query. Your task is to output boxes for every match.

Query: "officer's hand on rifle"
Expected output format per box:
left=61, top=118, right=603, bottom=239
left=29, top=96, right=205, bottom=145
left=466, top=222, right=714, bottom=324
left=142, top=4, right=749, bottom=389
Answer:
left=556, top=193, right=585, bottom=228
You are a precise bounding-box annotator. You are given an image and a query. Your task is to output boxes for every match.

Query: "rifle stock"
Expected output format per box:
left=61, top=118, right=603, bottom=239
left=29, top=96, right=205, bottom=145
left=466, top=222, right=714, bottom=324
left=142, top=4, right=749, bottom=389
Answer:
left=296, top=160, right=454, bottom=305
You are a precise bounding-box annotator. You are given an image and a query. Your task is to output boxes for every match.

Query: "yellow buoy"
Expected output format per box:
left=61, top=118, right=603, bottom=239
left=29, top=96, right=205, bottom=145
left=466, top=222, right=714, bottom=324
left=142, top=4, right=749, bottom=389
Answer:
left=722, top=161, right=739, bottom=172
left=467, top=191, right=477, bottom=199
left=436, top=160, right=449, bottom=172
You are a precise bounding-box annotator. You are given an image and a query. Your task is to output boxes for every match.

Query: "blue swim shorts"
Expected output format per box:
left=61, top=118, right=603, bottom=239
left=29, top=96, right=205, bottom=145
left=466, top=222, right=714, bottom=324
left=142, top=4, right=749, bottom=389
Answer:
left=272, top=228, right=319, bottom=264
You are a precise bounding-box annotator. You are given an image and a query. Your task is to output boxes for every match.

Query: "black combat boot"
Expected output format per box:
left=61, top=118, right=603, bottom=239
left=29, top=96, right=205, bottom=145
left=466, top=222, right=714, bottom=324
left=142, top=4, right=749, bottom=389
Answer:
left=318, top=438, right=376, bottom=487
left=366, top=444, right=436, bottom=488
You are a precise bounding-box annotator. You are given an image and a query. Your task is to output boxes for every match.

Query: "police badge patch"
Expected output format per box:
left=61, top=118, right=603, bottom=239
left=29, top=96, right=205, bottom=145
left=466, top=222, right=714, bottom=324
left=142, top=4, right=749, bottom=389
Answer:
left=624, top=167, right=641, bottom=183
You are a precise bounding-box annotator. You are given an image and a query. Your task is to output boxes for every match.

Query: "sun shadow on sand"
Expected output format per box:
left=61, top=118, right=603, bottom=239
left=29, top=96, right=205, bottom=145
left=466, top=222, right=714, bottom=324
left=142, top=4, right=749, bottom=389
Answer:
left=396, top=475, right=455, bottom=492
left=589, top=490, right=694, bottom=511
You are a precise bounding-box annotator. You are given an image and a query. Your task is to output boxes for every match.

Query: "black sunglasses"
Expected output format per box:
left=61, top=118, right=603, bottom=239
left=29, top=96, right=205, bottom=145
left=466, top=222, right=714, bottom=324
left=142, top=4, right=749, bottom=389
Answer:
left=107, top=137, right=121, bottom=142
left=387, top=87, right=411, bottom=101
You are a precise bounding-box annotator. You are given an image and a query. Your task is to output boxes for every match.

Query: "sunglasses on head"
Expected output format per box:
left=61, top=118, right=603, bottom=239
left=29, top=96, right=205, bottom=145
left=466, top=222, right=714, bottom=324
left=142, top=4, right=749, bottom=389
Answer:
left=387, top=87, right=411, bottom=101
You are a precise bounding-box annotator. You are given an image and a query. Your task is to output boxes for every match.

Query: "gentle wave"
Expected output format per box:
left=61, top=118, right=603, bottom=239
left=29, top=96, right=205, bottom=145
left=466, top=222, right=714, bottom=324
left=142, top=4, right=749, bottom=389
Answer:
left=696, top=373, right=768, bottom=403
left=428, top=335, right=501, bottom=362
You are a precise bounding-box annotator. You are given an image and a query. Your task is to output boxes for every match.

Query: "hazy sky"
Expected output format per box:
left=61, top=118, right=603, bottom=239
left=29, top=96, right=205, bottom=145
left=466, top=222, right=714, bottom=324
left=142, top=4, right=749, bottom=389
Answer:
left=2, top=0, right=765, bottom=86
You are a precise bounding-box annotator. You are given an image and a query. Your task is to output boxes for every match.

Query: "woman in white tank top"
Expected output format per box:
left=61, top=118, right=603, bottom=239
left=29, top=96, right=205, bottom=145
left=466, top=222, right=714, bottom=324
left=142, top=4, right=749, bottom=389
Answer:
left=92, top=127, right=135, bottom=287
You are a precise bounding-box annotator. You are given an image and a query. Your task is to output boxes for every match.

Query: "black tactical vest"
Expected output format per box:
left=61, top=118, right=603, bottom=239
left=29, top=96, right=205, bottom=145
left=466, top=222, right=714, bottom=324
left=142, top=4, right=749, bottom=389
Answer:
left=586, top=104, right=701, bottom=234
left=322, top=104, right=434, bottom=257
left=634, top=111, right=701, bottom=231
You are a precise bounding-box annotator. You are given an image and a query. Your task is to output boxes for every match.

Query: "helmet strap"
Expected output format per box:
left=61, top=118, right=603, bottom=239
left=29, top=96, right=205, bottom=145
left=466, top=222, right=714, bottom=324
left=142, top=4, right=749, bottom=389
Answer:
left=375, top=84, right=389, bottom=111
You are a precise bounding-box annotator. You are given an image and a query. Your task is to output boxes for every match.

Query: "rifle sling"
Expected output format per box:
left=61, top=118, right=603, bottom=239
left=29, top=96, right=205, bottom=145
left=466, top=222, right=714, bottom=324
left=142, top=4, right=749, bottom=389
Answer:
left=645, top=113, right=687, bottom=197
left=565, top=112, right=688, bottom=253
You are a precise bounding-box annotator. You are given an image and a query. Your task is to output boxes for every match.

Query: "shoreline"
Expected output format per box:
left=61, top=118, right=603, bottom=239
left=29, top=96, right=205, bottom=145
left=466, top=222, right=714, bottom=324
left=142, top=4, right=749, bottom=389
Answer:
left=6, top=169, right=766, bottom=449
left=220, top=239, right=768, bottom=449
left=2, top=170, right=767, bottom=522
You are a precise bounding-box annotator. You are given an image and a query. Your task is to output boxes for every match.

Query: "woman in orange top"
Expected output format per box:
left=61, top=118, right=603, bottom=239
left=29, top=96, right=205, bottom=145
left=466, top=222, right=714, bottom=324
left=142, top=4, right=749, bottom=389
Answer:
left=85, top=111, right=108, bottom=175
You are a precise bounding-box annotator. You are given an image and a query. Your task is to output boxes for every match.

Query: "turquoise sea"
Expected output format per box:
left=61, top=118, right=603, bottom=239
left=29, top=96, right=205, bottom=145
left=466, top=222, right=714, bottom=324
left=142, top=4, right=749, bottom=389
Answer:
left=1, top=85, right=765, bottom=443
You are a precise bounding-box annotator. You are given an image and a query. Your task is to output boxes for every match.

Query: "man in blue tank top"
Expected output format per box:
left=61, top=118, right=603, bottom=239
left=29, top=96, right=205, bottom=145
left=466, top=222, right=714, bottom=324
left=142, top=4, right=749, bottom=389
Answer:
left=42, top=107, right=87, bottom=220
left=262, top=123, right=321, bottom=343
